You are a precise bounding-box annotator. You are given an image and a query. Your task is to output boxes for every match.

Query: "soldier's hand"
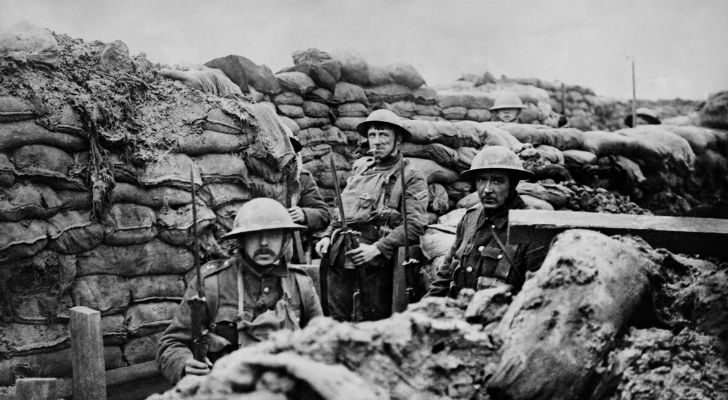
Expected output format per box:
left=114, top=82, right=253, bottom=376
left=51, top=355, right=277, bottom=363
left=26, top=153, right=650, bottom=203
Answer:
left=315, top=237, right=331, bottom=256
left=346, top=243, right=381, bottom=266
left=184, top=357, right=212, bottom=377
left=288, top=207, right=305, bottom=223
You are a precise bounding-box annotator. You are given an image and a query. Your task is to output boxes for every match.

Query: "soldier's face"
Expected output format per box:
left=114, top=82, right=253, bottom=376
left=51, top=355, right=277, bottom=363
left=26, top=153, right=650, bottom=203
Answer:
left=475, top=171, right=511, bottom=210
left=496, top=109, right=519, bottom=123
left=240, top=229, right=285, bottom=266
left=367, top=125, right=400, bottom=160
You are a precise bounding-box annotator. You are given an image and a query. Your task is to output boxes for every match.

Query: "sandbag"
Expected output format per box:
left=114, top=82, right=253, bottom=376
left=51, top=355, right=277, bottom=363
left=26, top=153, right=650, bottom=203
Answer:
left=0, top=220, right=48, bottom=263
left=487, top=230, right=654, bottom=399
left=438, top=91, right=494, bottom=109
left=407, top=157, right=460, bottom=185
left=215, top=201, right=245, bottom=231
left=297, top=126, right=348, bottom=147
left=204, top=54, right=281, bottom=94
left=47, top=210, right=104, bottom=254
left=194, top=154, right=249, bottom=184
left=521, top=194, right=555, bottom=210
left=465, top=109, right=491, bottom=122
left=278, top=115, right=300, bottom=135
left=662, top=125, right=725, bottom=155
left=276, top=72, right=316, bottom=95
left=420, top=227, right=456, bottom=260
left=307, top=87, right=334, bottom=104
left=0, top=182, right=62, bottom=221
left=0, top=153, right=15, bottom=186
left=330, top=49, right=370, bottom=86
left=277, top=104, right=304, bottom=118
left=71, top=274, right=130, bottom=315
left=56, top=189, right=92, bottom=211
left=442, top=106, right=467, bottom=120
left=699, top=90, right=728, bottom=130
left=299, top=143, right=334, bottom=163
left=199, top=107, right=247, bottom=135
left=158, top=67, right=243, bottom=98
left=412, top=86, right=439, bottom=105
left=125, top=301, right=179, bottom=337
left=273, top=91, right=304, bottom=106
left=457, top=191, right=480, bottom=209
left=245, top=102, right=297, bottom=170
left=333, top=82, right=369, bottom=105
left=247, top=176, right=287, bottom=202
left=606, top=126, right=696, bottom=171
left=400, top=142, right=459, bottom=171
left=0, top=21, right=59, bottom=67
left=288, top=48, right=342, bottom=92
left=110, top=183, right=192, bottom=209
left=157, top=202, right=216, bottom=246
left=401, top=119, right=481, bottom=148
left=414, top=104, right=442, bottom=117
left=479, top=124, right=524, bottom=152
left=244, top=155, right=284, bottom=184
left=456, top=147, right=479, bottom=171
left=493, top=123, right=585, bottom=150
left=563, top=149, right=597, bottom=168
left=103, top=203, right=157, bottom=245
left=337, top=102, right=370, bottom=117
left=334, top=117, right=365, bottom=132
left=129, top=275, right=186, bottom=302
left=365, top=84, right=413, bottom=105
left=76, top=239, right=193, bottom=277
left=428, top=183, right=450, bottom=214
left=125, top=332, right=163, bottom=364
left=10, top=144, right=85, bottom=190
left=368, top=63, right=425, bottom=89
left=199, top=183, right=252, bottom=209
left=175, top=130, right=251, bottom=156
left=0, top=323, right=70, bottom=357
left=139, top=153, right=201, bottom=190
left=516, top=181, right=574, bottom=209
left=303, top=101, right=331, bottom=118
left=437, top=207, right=467, bottom=228
left=535, top=144, right=565, bottom=164
left=0, top=96, right=35, bottom=123
left=387, top=101, right=416, bottom=118
left=294, top=116, right=330, bottom=130
left=0, top=121, right=88, bottom=152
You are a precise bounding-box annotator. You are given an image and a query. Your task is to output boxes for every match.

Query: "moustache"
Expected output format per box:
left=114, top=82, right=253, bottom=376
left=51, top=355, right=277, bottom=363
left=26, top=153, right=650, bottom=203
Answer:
left=254, top=248, right=277, bottom=258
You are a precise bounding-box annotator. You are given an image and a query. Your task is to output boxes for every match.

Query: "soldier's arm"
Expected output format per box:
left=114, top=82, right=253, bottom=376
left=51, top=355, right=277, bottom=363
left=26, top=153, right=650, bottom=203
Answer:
left=298, top=171, right=331, bottom=232
left=374, top=169, right=429, bottom=260
left=426, top=215, right=466, bottom=297
left=156, top=279, right=207, bottom=384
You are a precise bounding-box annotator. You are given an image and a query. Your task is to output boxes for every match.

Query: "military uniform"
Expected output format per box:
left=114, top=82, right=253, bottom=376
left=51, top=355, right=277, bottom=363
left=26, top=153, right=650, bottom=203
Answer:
left=427, top=194, right=547, bottom=297
left=156, top=255, right=323, bottom=384
left=321, top=152, right=428, bottom=321
left=296, top=169, right=330, bottom=232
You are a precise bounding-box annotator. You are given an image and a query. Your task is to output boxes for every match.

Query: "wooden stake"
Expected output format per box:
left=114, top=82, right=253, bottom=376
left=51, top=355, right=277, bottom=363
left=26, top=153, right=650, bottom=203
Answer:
left=631, top=59, right=637, bottom=127
left=70, top=306, right=106, bottom=400
left=15, top=378, right=57, bottom=400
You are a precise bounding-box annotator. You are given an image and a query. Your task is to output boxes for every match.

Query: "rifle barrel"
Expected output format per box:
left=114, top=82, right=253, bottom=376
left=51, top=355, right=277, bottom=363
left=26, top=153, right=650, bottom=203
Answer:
left=190, top=168, right=203, bottom=297
left=399, top=159, right=410, bottom=259
left=329, top=154, right=349, bottom=230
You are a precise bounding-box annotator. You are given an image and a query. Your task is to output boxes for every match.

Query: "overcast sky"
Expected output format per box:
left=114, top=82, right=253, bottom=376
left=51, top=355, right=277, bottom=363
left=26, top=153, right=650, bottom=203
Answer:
left=3, top=0, right=727, bottom=100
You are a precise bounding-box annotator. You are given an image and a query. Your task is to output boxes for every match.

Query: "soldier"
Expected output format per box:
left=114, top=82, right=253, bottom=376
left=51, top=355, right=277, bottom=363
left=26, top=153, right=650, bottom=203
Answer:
left=315, top=109, right=428, bottom=321
left=490, top=93, right=526, bottom=123
left=288, top=134, right=330, bottom=263
left=427, top=146, right=547, bottom=297
left=624, top=107, right=661, bottom=128
left=157, top=198, right=323, bottom=384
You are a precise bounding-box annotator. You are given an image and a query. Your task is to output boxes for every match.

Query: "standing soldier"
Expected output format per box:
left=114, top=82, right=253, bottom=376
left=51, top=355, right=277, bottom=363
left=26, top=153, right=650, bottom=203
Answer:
left=287, top=134, right=330, bottom=262
left=157, top=198, right=323, bottom=384
left=315, top=109, right=428, bottom=321
left=427, top=146, right=547, bottom=297
left=490, top=92, right=526, bottom=123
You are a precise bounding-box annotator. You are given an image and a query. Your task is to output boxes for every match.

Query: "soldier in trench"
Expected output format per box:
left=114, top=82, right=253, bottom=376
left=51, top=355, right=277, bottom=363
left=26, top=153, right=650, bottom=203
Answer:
left=156, top=198, right=323, bottom=383
left=314, top=109, right=429, bottom=321
left=426, top=146, right=547, bottom=297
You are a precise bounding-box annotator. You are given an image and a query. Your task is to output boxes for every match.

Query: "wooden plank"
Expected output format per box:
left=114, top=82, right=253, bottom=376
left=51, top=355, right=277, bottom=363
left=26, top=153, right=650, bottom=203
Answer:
left=105, top=361, right=160, bottom=387
left=508, top=210, right=728, bottom=257
left=70, top=306, right=106, bottom=400
left=15, top=378, right=57, bottom=400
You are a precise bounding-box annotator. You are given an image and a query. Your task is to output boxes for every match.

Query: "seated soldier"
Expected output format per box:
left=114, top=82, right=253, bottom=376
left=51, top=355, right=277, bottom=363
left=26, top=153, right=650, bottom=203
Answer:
left=427, top=146, right=547, bottom=297
left=156, top=198, right=323, bottom=383
left=490, top=93, right=526, bottom=123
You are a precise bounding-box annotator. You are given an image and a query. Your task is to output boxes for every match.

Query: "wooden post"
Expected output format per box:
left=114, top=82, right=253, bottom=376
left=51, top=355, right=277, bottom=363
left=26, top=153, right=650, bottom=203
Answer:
left=15, top=378, right=57, bottom=400
left=631, top=59, right=637, bottom=127
left=70, top=306, right=106, bottom=400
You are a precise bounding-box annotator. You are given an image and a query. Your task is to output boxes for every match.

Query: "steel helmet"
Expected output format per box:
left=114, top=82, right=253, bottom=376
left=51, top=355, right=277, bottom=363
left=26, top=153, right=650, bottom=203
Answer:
left=356, top=109, right=412, bottom=141
left=489, top=93, right=526, bottom=111
left=624, top=107, right=661, bottom=127
left=460, top=145, right=534, bottom=180
left=221, top=198, right=305, bottom=239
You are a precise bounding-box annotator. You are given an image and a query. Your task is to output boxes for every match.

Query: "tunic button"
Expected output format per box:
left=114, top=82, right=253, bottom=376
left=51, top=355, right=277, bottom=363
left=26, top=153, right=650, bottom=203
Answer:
left=466, top=266, right=473, bottom=273
left=263, top=287, right=270, bottom=294
left=478, top=246, right=484, bottom=252
left=491, top=224, right=496, bottom=229
left=497, top=254, right=503, bottom=260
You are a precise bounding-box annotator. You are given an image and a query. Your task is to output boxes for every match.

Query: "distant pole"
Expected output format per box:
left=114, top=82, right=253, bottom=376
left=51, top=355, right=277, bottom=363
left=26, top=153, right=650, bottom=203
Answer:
left=631, top=59, right=637, bottom=127
left=70, top=306, right=106, bottom=400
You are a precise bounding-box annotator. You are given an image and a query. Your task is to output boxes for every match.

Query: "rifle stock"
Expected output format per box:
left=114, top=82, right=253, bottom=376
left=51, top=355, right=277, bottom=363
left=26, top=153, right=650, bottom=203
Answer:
left=398, top=159, right=422, bottom=304
left=189, top=168, right=207, bottom=361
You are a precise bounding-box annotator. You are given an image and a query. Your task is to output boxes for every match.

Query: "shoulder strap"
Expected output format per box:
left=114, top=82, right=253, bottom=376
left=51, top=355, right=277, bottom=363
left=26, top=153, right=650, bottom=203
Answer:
left=385, top=159, right=413, bottom=209
left=204, top=272, right=220, bottom=322
left=288, top=269, right=312, bottom=324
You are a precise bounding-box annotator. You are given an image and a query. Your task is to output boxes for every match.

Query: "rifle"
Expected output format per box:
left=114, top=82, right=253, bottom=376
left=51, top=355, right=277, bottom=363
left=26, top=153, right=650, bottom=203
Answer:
left=189, top=168, right=207, bottom=362
left=329, top=155, right=363, bottom=321
left=398, top=159, right=421, bottom=304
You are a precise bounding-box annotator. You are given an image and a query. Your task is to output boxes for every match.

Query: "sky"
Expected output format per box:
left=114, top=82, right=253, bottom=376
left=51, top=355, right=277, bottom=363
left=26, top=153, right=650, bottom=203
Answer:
left=2, top=0, right=727, bottom=100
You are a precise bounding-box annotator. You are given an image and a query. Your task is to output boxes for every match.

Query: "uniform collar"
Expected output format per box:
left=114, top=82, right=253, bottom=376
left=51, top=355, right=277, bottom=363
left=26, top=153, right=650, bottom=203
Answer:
left=374, top=150, right=402, bottom=169
left=476, top=193, right=526, bottom=230
left=237, top=253, right=289, bottom=278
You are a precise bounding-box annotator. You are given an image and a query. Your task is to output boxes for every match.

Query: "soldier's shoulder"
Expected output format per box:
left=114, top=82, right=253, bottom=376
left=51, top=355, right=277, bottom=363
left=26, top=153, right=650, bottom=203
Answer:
left=466, top=203, right=483, bottom=214
left=352, top=156, right=376, bottom=172
left=287, top=264, right=312, bottom=277
left=201, top=258, right=235, bottom=278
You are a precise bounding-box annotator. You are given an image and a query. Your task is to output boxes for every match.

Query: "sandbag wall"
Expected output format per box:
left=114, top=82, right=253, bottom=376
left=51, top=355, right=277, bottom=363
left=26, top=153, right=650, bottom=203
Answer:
left=0, top=28, right=297, bottom=387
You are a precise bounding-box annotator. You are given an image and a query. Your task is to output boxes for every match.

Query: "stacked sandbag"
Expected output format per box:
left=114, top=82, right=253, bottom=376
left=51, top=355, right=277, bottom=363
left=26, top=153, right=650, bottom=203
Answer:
left=0, top=25, right=298, bottom=386
left=699, top=91, right=728, bottom=130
